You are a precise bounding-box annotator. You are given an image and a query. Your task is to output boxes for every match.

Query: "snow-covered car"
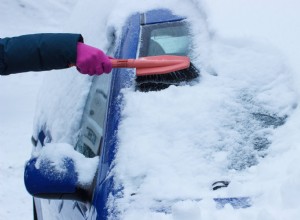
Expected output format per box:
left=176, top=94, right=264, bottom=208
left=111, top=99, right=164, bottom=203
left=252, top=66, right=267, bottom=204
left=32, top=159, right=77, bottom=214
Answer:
left=24, top=9, right=251, bottom=220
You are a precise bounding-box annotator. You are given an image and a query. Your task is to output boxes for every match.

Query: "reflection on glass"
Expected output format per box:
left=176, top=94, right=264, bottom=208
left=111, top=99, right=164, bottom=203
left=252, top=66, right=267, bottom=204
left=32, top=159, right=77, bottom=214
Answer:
left=140, top=21, right=191, bottom=57
left=75, top=73, right=112, bottom=158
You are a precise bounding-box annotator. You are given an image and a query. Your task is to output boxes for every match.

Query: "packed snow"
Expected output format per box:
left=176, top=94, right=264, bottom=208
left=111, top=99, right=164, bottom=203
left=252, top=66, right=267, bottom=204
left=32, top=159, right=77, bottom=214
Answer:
left=1, top=0, right=300, bottom=219
left=34, top=143, right=99, bottom=185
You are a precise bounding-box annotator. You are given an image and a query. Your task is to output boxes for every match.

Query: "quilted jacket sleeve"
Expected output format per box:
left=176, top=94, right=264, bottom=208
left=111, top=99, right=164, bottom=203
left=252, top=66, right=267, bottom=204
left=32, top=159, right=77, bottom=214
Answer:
left=0, top=33, right=83, bottom=75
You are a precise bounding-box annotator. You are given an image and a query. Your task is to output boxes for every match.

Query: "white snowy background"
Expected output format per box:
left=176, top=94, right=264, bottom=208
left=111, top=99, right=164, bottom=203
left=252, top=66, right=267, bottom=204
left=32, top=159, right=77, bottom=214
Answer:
left=1, top=0, right=300, bottom=219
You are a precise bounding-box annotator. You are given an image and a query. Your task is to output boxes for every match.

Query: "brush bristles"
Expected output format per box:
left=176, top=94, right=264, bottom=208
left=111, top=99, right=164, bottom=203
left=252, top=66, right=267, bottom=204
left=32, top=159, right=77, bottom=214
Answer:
left=135, top=62, right=200, bottom=92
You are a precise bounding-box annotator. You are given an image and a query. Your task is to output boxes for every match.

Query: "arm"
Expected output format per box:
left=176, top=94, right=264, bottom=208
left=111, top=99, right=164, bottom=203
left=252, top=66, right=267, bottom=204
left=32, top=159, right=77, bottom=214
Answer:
left=0, top=33, right=83, bottom=75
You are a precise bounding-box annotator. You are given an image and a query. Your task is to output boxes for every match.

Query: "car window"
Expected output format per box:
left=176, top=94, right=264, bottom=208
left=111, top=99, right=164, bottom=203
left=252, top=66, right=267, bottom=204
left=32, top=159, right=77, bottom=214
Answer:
left=75, top=73, right=112, bottom=158
left=137, top=20, right=199, bottom=92
left=139, top=21, right=191, bottom=56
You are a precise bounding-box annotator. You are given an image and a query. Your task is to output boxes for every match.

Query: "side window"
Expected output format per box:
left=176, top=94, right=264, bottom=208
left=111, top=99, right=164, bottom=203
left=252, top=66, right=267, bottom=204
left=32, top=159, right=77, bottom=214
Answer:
left=75, top=73, right=112, bottom=158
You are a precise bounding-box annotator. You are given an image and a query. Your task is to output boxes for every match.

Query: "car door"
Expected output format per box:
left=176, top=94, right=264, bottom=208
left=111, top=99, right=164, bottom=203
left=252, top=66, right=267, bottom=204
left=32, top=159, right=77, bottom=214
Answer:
left=29, top=12, right=132, bottom=220
left=32, top=68, right=112, bottom=220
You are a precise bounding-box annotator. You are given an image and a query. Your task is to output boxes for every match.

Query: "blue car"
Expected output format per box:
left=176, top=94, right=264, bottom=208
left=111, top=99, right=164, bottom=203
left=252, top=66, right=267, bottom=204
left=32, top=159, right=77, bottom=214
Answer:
left=24, top=9, right=249, bottom=220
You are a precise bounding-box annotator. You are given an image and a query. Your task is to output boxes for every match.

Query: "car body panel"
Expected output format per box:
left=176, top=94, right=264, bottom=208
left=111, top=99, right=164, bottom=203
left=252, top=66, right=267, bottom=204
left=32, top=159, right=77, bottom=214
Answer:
left=141, top=9, right=185, bottom=25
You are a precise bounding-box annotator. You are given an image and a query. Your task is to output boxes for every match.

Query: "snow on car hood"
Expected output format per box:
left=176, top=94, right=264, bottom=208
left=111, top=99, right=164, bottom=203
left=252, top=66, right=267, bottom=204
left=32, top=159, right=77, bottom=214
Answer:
left=106, top=1, right=298, bottom=219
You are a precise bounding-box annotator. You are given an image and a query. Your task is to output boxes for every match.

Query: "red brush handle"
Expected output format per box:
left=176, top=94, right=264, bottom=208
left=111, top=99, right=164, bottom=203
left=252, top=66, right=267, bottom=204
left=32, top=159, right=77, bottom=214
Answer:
left=110, top=59, right=132, bottom=68
left=109, top=56, right=190, bottom=76
left=110, top=58, right=183, bottom=68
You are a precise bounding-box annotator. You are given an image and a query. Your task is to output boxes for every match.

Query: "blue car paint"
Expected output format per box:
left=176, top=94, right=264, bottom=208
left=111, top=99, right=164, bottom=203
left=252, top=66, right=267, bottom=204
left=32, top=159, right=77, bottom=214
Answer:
left=142, top=9, right=185, bottom=25
left=37, top=130, right=46, bottom=146
left=25, top=157, right=77, bottom=196
left=28, top=9, right=251, bottom=220
left=92, top=12, right=141, bottom=219
left=214, top=197, right=252, bottom=209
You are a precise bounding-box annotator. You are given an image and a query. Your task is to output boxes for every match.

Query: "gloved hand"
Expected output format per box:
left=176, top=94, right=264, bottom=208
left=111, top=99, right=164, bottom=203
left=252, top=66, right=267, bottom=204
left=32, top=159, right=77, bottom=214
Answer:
left=76, top=42, right=112, bottom=75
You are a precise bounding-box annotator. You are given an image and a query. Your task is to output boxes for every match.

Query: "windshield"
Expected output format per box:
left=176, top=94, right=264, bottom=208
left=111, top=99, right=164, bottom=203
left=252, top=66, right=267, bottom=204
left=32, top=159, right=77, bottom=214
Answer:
left=139, top=21, right=191, bottom=57
left=137, top=20, right=198, bottom=92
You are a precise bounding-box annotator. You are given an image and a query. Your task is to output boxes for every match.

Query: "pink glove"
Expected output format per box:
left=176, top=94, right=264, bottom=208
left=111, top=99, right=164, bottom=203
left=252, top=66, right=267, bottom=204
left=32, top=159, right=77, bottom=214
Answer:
left=76, top=42, right=112, bottom=75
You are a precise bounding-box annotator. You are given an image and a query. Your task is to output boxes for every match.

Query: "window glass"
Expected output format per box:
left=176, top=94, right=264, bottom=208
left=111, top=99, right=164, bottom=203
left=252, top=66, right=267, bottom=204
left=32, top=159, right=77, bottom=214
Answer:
left=140, top=21, right=191, bottom=57
left=75, top=73, right=112, bottom=158
left=137, top=20, right=199, bottom=92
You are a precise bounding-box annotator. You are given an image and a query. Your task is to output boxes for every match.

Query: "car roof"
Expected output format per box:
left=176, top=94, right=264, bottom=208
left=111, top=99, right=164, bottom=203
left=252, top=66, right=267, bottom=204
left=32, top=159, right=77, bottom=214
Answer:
left=141, top=9, right=185, bottom=25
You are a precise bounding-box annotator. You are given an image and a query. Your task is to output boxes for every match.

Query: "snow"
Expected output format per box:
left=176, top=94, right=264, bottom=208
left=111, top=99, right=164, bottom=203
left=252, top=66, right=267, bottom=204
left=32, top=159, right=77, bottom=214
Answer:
left=1, top=0, right=300, bottom=219
left=33, top=69, right=92, bottom=144
left=34, top=143, right=99, bottom=185
left=107, top=1, right=298, bottom=219
left=109, top=40, right=296, bottom=218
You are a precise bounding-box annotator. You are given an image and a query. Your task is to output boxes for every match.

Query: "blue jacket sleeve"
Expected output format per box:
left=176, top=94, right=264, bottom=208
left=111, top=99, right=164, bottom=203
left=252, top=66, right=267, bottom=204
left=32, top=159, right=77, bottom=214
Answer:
left=0, top=33, right=83, bottom=75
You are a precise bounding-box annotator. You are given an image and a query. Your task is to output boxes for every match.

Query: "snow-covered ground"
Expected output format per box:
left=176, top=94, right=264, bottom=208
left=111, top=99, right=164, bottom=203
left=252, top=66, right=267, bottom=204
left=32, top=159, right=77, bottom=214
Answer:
left=0, top=1, right=78, bottom=219
left=1, top=0, right=300, bottom=219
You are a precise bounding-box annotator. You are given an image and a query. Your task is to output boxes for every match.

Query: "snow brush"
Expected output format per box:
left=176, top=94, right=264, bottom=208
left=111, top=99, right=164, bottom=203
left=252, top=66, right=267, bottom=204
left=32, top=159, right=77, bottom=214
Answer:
left=111, top=55, right=190, bottom=76
left=118, top=55, right=200, bottom=92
